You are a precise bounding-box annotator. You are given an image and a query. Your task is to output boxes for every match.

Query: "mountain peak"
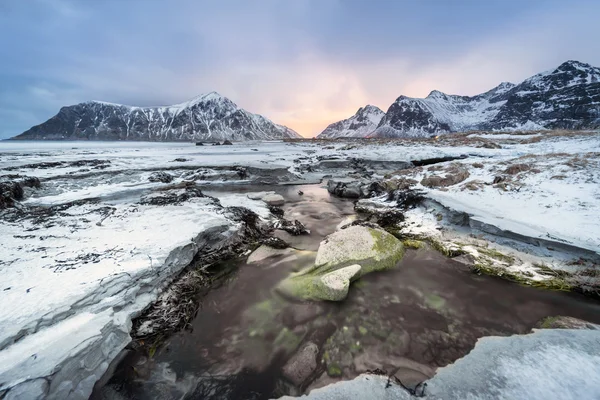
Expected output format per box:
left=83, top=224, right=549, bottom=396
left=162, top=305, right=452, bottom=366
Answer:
left=14, top=92, right=299, bottom=141
left=426, top=90, right=447, bottom=99
left=358, top=105, right=384, bottom=114
left=557, top=60, right=594, bottom=70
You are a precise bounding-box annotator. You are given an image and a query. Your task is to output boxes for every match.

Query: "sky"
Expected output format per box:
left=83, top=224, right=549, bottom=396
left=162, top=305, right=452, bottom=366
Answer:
left=1, top=0, right=600, bottom=139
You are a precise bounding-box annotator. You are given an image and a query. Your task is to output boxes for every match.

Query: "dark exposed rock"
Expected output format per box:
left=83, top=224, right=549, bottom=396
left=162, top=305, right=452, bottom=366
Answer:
left=0, top=175, right=41, bottom=209
left=195, top=142, right=204, bottom=146
left=411, top=156, right=467, bottom=167
left=222, top=140, right=233, bottom=145
left=274, top=219, right=310, bottom=235
left=327, top=180, right=364, bottom=199
left=354, top=203, right=405, bottom=228
left=268, top=205, right=285, bottom=218
left=387, top=189, right=426, bottom=210
left=226, top=206, right=266, bottom=240
left=261, top=237, right=289, bottom=249
left=172, top=158, right=189, bottom=162
left=148, top=171, right=174, bottom=184
left=139, top=183, right=206, bottom=206
left=4, top=159, right=110, bottom=171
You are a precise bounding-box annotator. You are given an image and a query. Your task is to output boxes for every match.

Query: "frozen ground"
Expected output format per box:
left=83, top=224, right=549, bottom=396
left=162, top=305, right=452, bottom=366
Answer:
left=283, top=328, right=600, bottom=400
left=1, top=132, right=599, bottom=398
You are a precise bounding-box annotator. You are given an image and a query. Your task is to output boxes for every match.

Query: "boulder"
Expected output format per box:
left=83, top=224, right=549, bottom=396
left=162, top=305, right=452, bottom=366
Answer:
left=282, top=342, right=319, bottom=387
left=148, top=171, right=174, bottom=183
left=278, top=226, right=404, bottom=301
left=314, top=225, right=403, bottom=271
left=222, top=140, right=234, bottom=145
left=262, top=193, right=285, bottom=206
left=327, top=180, right=365, bottom=199
left=319, top=265, right=362, bottom=301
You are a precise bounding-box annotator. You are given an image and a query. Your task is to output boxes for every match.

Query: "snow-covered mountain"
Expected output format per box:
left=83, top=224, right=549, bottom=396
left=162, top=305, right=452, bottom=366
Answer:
left=12, top=92, right=302, bottom=141
left=324, top=61, right=600, bottom=138
left=317, top=105, right=385, bottom=138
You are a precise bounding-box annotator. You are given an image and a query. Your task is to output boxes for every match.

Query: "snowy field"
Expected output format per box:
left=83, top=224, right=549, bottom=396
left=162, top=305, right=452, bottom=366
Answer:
left=1, top=132, right=599, bottom=399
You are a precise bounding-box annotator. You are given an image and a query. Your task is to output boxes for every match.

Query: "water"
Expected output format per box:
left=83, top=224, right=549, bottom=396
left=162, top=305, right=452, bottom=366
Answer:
left=96, top=185, right=600, bottom=400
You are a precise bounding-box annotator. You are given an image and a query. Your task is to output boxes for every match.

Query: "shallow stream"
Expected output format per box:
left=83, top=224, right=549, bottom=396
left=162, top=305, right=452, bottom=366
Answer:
left=96, top=184, right=600, bottom=400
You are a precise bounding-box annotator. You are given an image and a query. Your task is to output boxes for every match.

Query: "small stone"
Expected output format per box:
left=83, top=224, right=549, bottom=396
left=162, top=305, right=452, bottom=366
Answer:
left=282, top=342, right=319, bottom=386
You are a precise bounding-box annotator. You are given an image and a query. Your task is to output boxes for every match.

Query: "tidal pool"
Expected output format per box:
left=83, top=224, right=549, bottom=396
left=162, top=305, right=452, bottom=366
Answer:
left=95, top=185, right=600, bottom=400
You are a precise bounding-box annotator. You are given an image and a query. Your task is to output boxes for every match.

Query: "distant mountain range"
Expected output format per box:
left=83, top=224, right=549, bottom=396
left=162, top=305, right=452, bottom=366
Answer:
left=317, top=105, right=385, bottom=139
left=317, top=60, right=600, bottom=138
left=12, top=92, right=301, bottom=141
left=11, top=60, right=600, bottom=141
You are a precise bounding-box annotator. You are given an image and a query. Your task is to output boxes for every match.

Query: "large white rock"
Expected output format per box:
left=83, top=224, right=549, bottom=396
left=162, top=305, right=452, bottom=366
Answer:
left=315, top=225, right=404, bottom=273
left=319, top=265, right=362, bottom=301
left=277, top=226, right=404, bottom=301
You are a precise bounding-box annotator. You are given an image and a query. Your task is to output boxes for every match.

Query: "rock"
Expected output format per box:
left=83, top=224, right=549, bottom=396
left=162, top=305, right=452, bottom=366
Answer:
left=327, top=180, right=365, bottom=199
left=139, top=183, right=207, bottom=206
left=0, top=175, right=41, bottom=209
left=261, top=236, right=289, bottom=249
left=314, top=226, right=403, bottom=271
left=282, top=342, right=319, bottom=387
left=319, top=265, right=362, bottom=301
left=148, top=171, right=174, bottom=183
left=535, top=316, right=600, bottom=330
left=277, top=226, right=404, bottom=301
left=262, top=193, right=285, bottom=206
left=275, top=219, right=310, bottom=235
left=195, top=142, right=204, bottom=146
left=269, top=205, right=285, bottom=218
left=222, top=140, right=234, bottom=145
left=247, top=245, right=294, bottom=264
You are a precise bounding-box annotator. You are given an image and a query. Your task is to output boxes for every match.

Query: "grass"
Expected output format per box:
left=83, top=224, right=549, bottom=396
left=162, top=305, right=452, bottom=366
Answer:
left=533, top=262, right=573, bottom=278
left=429, top=238, right=466, bottom=258
left=478, top=247, right=516, bottom=264
left=402, top=239, right=423, bottom=249
left=472, top=261, right=573, bottom=292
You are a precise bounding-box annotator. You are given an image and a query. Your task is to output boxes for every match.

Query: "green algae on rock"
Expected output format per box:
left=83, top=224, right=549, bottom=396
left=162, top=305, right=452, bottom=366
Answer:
left=277, top=226, right=405, bottom=301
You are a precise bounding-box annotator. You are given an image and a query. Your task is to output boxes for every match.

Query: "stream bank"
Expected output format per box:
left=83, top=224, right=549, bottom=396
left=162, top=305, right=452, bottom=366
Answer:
left=92, top=184, right=600, bottom=400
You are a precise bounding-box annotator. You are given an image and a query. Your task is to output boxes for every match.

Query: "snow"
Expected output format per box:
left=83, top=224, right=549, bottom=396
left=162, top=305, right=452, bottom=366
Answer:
left=290, top=329, right=600, bottom=400
left=1, top=132, right=599, bottom=398
left=317, top=105, right=385, bottom=138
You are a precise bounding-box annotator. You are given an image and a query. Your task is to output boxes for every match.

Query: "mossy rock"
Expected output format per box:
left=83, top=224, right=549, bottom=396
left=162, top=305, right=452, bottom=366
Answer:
left=277, top=226, right=405, bottom=301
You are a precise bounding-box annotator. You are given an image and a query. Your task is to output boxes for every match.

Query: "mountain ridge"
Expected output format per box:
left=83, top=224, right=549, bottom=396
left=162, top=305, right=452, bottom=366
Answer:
left=12, top=92, right=301, bottom=142
left=320, top=60, right=600, bottom=139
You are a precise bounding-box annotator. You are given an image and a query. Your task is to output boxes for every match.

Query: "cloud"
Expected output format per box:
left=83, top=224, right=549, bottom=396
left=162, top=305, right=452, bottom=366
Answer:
left=1, top=0, right=600, bottom=138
